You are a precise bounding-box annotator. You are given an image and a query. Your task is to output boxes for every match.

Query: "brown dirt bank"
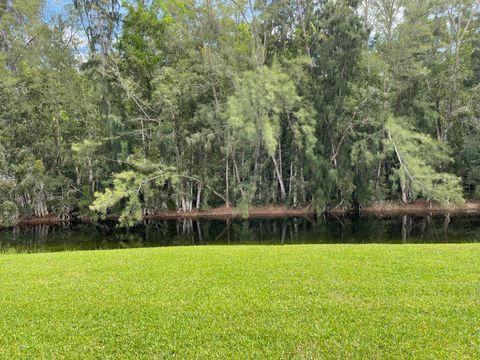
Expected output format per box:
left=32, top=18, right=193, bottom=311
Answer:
left=16, top=214, right=66, bottom=226
left=360, top=200, right=480, bottom=216
left=7, top=201, right=480, bottom=227
left=145, top=205, right=315, bottom=220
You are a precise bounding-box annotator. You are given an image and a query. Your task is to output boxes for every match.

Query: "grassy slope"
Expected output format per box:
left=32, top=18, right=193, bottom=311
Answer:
left=0, top=245, right=479, bottom=359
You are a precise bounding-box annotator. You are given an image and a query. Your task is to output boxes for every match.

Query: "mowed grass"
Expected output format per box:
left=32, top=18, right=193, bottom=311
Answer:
left=0, top=245, right=479, bottom=359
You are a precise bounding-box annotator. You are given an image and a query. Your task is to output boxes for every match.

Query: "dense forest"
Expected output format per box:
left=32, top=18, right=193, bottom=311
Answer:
left=0, top=0, right=479, bottom=226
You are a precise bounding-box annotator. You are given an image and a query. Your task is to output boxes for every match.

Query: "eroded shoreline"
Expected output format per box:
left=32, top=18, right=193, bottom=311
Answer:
left=9, top=200, right=480, bottom=227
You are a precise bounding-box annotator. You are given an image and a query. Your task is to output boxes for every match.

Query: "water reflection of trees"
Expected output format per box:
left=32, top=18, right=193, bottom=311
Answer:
left=143, top=216, right=466, bottom=245
left=0, top=224, right=52, bottom=252
left=400, top=214, right=466, bottom=242
left=143, top=218, right=314, bottom=245
left=2, top=215, right=480, bottom=253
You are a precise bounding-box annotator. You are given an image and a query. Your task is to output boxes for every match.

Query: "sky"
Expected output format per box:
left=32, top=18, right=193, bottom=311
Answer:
left=43, top=0, right=71, bottom=20
left=41, top=0, right=90, bottom=61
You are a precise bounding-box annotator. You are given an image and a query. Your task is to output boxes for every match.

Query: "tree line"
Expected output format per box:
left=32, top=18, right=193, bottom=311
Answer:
left=0, top=0, right=478, bottom=226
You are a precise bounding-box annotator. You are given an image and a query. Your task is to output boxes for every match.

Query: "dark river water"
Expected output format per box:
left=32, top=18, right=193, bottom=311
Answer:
left=1, top=214, right=479, bottom=253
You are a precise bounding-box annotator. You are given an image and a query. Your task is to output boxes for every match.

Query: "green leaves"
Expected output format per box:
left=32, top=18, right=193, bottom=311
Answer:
left=385, top=117, right=464, bottom=206
left=90, top=160, right=177, bottom=227
left=225, top=62, right=318, bottom=205
left=0, top=0, right=478, bottom=223
left=0, top=201, right=18, bottom=227
left=226, top=63, right=309, bottom=156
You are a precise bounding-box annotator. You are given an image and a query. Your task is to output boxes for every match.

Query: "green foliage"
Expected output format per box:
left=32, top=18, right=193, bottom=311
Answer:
left=0, top=201, right=18, bottom=227
left=385, top=117, right=464, bottom=206
left=226, top=62, right=318, bottom=206
left=0, top=0, right=478, bottom=224
left=90, top=159, right=177, bottom=227
left=227, top=63, right=306, bottom=156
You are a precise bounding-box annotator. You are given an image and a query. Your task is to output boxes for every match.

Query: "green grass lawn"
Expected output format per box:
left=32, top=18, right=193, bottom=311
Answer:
left=1, top=244, right=479, bottom=359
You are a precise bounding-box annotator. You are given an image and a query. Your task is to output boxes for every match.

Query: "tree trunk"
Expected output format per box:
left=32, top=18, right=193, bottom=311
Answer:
left=225, top=152, right=229, bottom=206
left=400, top=176, right=408, bottom=203
left=271, top=154, right=286, bottom=201
left=196, top=183, right=202, bottom=210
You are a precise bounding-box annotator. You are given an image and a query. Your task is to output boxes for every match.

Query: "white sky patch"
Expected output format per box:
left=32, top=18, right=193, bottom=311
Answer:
left=358, top=0, right=405, bottom=42
left=42, top=0, right=69, bottom=22
left=62, top=24, right=90, bottom=63
left=40, top=0, right=90, bottom=64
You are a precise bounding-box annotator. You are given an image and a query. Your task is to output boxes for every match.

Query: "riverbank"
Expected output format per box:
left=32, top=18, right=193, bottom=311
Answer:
left=12, top=200, right=480, bottom=226
left=360, top=200, right=480, bottom=216
left=1, top=244, right=478, bottom=358
left=145, top=200, right=480, bottom=219
left=145, top=205, right=315, bottom=220
left=13, top=205, right=315, bottom=226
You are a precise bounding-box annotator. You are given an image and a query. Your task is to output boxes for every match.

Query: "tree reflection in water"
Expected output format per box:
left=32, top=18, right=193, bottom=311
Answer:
left=1, top=214, right=479, bottom=253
